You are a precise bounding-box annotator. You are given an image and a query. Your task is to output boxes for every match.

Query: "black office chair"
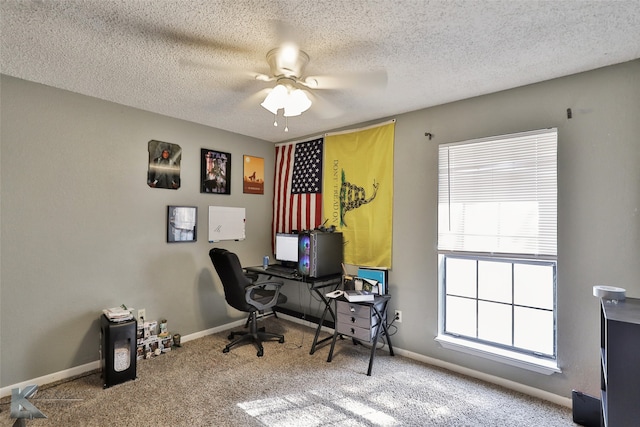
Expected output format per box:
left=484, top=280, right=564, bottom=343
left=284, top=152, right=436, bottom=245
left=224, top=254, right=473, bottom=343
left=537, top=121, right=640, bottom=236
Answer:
left=209, top=248, right=287, bottom=357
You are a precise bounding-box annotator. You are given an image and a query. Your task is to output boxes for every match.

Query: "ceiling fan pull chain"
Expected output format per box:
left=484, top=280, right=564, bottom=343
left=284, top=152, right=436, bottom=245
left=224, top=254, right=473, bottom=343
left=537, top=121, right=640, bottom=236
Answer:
left=273, top=114, right=278, bottom=127
left=284, top=116, right=289, bottom=132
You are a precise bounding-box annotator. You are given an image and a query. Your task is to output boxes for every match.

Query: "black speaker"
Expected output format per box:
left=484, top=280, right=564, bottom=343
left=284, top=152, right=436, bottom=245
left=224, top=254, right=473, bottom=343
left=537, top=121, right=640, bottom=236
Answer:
left=571, top=390, right=601, bottom=427
left=100, top=314, right=137, bottom=388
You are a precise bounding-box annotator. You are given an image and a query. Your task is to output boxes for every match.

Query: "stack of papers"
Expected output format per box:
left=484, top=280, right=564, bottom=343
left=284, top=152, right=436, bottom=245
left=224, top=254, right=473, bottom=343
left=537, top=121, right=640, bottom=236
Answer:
left=103, top=306, right=133, bottom=322
left=344, top=290, right=375, bottom=302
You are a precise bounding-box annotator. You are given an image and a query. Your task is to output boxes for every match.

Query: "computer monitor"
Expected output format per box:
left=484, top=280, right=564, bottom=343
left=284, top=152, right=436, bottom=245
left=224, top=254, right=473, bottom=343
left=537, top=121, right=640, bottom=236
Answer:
left=275, top=233, right=299, bottom=265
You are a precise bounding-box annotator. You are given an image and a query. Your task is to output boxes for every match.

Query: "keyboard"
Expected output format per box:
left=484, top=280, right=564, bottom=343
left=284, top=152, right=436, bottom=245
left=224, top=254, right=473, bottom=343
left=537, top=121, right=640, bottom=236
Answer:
left=265, top=265, right=298, bottom=276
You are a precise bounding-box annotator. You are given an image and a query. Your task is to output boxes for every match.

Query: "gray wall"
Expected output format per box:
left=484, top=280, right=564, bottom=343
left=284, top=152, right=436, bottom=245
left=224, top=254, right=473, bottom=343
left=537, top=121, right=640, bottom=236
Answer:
left=2, top=59, right=639, bottom=399
left=1, top=75, right=276, bottom=387
left=388, top=59, right=640, bottom=398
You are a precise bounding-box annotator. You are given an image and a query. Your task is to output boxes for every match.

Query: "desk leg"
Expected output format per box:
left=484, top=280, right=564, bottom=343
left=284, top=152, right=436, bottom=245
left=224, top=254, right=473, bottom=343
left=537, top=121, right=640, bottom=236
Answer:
left=326, top=330, right=339, bottom=362
left=366, top=306, right=386, bottom=376
left=381, top=316, right=394, bottom=357
left=309, top=289, right=337, bottom=355
left=365, top=303, right=394, bottom=375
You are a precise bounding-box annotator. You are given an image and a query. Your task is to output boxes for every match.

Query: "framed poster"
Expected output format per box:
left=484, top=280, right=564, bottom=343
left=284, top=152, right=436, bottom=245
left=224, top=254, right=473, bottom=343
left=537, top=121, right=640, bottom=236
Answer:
left=243, top=155, right=264, bottom=194
left=201, top=149, right=231, bottom=194
left=148, top=140, right=181, bottom=189
left=167, top=206, right=197, bottom=243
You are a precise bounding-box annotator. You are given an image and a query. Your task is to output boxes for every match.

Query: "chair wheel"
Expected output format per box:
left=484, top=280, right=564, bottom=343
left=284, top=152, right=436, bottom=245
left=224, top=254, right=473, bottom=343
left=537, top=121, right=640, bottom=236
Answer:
left=222, top=347, right=230, bottom=353
left=279, top=337, right=285, bottom=343
left=257, top=349, right=264, bottom=357
left=227, top=333, right=235, bottom=340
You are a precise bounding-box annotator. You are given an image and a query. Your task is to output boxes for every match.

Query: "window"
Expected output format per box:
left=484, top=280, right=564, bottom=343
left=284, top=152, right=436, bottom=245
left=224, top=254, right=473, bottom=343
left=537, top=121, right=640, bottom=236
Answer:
left=436, top=129, right=558, bottom=373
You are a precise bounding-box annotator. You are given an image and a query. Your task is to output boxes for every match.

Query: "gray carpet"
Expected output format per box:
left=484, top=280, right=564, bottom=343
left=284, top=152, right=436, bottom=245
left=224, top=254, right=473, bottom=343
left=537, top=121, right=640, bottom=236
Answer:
left=1, top=318, right=575, bottom=426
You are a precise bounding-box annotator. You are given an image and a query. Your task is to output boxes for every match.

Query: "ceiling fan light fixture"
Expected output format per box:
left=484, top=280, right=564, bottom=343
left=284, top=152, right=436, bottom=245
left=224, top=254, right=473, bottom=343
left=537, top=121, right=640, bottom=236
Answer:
left=261, top=47, right=313, bottom=128
left=260, top=84, right=288, bottom=115
left=261, top=84, right=312, bottom=118
left=283, top=89, right=311, bottom=117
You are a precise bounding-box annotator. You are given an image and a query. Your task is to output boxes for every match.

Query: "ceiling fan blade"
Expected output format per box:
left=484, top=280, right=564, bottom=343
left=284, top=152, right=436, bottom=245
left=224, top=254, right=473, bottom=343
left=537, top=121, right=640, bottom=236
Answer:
left=254, top=73, right=275, bottom=83
left=238, top=88, right=273, bottom=111
left=306, top=90, right=344, bottom=119
left=148, top=26, right=252, bottom=55
left=178, top=57, right=247, bottom=73
left=178, top=58, right=268, bottom=89
left=79, top=2, right=254, bottom=56
left=305, top=69, right=388, bottom=92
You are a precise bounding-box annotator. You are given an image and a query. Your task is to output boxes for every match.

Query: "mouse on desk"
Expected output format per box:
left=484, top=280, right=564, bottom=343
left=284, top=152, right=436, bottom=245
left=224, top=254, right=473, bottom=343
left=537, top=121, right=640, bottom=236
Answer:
left=325, top=290, right=343, bottom=298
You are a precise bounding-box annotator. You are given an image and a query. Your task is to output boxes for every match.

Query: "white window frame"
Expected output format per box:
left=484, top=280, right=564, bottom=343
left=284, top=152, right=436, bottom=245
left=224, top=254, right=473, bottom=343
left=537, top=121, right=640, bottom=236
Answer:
left=436, top=129, right=559, bottom=375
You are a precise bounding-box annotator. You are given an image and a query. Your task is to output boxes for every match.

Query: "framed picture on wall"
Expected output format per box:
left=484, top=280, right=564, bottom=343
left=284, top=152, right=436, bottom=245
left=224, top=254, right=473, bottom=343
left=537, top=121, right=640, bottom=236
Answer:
left=148, top=140, right=181, bottom=189
left=243, top=155, right=264, bottom=194
left=167, top=206, right=197, bottom=243
left=201, top=149, right=231, bottom=194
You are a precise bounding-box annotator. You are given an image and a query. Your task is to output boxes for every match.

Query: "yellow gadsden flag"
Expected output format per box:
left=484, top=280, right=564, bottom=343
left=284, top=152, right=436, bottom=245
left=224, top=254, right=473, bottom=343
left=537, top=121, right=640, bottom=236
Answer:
left=323, top=121, right=394, bottom=268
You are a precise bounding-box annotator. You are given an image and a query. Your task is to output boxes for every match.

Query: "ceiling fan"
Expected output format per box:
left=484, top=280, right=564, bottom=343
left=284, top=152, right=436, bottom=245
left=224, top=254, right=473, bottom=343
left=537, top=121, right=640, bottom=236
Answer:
left=91, top=8, right=386, bottom=131
left=23, top=4, right=387, bottom=132
left=252, top=41, right=387, bottom=132
left=256, top=43, right=315, bottom=130
left=84, top=7, right=387, bottom=131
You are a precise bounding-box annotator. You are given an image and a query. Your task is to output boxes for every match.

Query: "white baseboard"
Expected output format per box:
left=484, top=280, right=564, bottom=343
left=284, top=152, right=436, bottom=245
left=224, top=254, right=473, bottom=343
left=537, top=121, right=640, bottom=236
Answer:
left=180, top=318, right=245, bottom=342
left=0, top=319, right=245, bottom=399
left=390, top=347, right=572, bottom=408
left=0, top=360, right=101, bottom=399
left=0, top=317, right=572, bottom=408
left=277, top=312, right=333, bottom=332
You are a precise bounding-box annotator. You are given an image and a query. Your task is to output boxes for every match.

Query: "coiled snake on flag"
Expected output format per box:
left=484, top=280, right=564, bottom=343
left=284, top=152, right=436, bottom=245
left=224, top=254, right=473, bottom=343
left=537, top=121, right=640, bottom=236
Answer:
left=339, top=170, right=379, bottom=226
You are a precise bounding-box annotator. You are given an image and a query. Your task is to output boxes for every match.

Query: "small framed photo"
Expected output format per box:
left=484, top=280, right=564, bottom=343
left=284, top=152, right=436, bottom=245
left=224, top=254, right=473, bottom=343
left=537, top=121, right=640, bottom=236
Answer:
left=167, top=206, right=197, bottom=243
left=243, top=155, right=264, bottom=194
left=201, top=149, right=231, bottom=194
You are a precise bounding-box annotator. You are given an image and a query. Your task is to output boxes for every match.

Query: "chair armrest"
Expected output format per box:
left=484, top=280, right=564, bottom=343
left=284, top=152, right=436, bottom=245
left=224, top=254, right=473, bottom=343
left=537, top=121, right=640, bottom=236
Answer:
left=252, top=279, right=284, bottom=288
left=245, top=280, right=284, bottom=311
left=242, top=269, right=259, bottom=283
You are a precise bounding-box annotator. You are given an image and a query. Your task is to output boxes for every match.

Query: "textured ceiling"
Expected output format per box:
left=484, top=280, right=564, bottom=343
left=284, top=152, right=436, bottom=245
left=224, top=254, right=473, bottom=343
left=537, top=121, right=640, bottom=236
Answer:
left=2, top=0, right=639, bottom=143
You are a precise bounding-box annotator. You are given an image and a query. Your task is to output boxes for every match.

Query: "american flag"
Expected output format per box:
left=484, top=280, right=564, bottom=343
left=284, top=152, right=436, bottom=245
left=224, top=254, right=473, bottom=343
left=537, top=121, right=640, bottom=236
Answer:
left=272, top=138, right=323, bottom=242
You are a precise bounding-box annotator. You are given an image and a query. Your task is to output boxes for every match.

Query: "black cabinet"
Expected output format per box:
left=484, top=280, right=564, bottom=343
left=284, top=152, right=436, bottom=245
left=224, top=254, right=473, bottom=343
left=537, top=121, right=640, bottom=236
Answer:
left=600, top=297, right=640, bottom=427
left=100, top=314, right=137, bottom=388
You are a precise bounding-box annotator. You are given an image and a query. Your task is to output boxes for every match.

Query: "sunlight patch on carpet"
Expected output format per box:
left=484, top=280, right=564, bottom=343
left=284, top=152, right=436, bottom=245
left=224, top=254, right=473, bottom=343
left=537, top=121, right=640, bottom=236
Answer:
left=238, top=389, right=399, bottom=426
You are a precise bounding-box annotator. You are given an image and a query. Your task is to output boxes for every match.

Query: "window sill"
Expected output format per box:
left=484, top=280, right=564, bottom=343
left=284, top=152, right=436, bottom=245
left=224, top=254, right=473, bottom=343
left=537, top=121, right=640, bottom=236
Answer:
left=435, top=334, right=561, bottom=375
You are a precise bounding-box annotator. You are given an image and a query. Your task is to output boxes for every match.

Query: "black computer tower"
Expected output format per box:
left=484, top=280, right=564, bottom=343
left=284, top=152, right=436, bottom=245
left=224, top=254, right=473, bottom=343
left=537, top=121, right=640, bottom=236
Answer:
left=298, top=231, right=343, bottom=277
left=100, top=314, right=137, bottom=388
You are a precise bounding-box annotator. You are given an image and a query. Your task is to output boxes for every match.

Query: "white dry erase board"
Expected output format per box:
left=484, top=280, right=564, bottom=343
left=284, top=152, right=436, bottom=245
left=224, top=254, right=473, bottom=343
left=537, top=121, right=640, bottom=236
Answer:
left=208, top=206, right=246, bottom=242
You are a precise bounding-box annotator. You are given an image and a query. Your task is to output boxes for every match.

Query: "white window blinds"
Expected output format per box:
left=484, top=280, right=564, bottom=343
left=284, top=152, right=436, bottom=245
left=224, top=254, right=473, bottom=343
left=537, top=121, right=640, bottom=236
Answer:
left=438, top=129, right=557, bottom=257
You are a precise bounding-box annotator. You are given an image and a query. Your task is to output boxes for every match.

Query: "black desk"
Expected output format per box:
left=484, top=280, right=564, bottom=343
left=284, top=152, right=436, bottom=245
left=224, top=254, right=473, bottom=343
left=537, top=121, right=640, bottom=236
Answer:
left=326, top=294, right=394, bottom=376
left=245, top=266, right=342, bottom=354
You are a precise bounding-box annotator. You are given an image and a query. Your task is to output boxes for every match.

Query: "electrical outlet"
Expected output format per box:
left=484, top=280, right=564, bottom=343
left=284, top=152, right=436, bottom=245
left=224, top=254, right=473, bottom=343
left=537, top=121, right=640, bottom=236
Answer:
left=138, top=308, right=146, bottom=321
left=394, top=310, right=402, bottom=323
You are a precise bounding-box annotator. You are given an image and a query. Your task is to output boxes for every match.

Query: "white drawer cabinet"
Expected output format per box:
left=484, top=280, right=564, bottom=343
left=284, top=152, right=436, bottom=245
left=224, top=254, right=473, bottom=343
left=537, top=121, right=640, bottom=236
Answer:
left=335, top=300, right=379, bottom=342
left=327, top=295, right=393, bottom=376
